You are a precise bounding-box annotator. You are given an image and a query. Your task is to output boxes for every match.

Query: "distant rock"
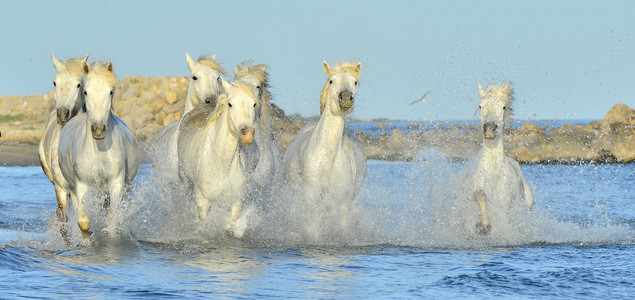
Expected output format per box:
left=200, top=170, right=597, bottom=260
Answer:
left=603, top=103, right=634, bottom=125
left=0, top=76, right=632, bottom=164
left=376, top=123, right=395, bottom=130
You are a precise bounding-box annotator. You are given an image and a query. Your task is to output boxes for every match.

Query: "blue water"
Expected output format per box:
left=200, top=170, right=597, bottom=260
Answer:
left=0, top=160, right=633, bottom=298
left=349, top=120, right=593, bottom=137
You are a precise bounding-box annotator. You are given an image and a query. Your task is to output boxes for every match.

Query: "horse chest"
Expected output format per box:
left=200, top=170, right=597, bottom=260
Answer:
left=76, top=142, right=123, bottom=179
left=306, top=146, right=356, bottom=190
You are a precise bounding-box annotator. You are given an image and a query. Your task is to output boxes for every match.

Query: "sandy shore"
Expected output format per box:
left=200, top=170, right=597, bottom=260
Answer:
left=0, top=143, right=40, bottom=166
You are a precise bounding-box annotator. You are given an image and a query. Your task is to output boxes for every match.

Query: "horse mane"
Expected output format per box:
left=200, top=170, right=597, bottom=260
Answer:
left=180, top=82, right=257, bottom=130
left=234, top=61, right=271, bottom=101
left=230, top=81, right=259, bottom=102
left=87, top=61, right=117, bottom=87
left=479, top=82, right=514, bottom=121
left=59, top=57, right=87, bottom=78
left=197, top=55, right=227, bottom=76
left=320, top=61, right=361, bottom=114
left=234, top=61, right=274, bottom=131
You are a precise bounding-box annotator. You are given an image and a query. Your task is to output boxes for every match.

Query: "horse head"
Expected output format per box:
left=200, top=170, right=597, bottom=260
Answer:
left=51, top=52, right=89, bottom=125
left=233, top=61, right=270, bottom=121
left=84, top=61, right=116, bottom=140
left=477, top=82, right=514, bottom=140
left=186, top=53, right=226, bottom=107
left=222, top=79, right=257, bottom=146
left=320, top=61, right=361, bottom=115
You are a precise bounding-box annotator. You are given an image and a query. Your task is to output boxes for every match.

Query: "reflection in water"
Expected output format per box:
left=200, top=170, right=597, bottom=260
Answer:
left=177, top=244, right=265, bottom=295
left=301, top=248, right=357, bottom=297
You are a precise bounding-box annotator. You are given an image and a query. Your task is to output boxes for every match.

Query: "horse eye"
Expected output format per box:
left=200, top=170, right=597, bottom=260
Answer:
left=329, top=80, right=333, bottom=84
left=503, top=106, right=506, bottom=110
left=253, top=103, right=257, bottom=107
left=228, top=103, right=232, bottom=107
left=256, top=85, right=261, bottom=90
left=354, top=81, right=358, bottom=85
left=478, top=105, right=481, bottom=109
left=110, top=90, right=114, bottom=96
left=84, top=91, right=87, bottom=96
left=53, top=81, right=56, bottom=87
left=192, top=75, right=198, bottom=81
left=77, top=83, right=81, bottom=88
left=217, top=77, right=222, bottom=83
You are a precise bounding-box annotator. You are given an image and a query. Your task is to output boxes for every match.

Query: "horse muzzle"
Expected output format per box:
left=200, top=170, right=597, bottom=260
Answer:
left=56, top=108, right=70, bottom=125
left=239, top=127, right=255, bottom=146
left=338, top=90, right=354, bottom=112
left=91, top=123, right=107, bottom=140
left=204, top=95, right=217, bottom=106
left=483, top=122, right=498, bottom=140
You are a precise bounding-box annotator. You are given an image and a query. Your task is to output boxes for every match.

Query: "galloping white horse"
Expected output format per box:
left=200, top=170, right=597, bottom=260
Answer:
left=153, top=53, right=226, bottom=179
left=58, top=62, right=139, bottom=239
left=178, top=79, right=257, bottom=237
left=233, top=61, right=280, bottom=199
left=280, top=61, right=366, bottom=240
left=463, top=82, right=534, bottom=235
left=38, top=52, right=89, bottom=237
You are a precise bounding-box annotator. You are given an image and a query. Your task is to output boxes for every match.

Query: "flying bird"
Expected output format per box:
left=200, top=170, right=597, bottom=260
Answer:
left=410, top=90, right=431, bottom=105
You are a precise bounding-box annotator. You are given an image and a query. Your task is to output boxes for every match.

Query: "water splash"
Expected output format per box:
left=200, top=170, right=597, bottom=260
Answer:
left=6, top=150, right=632, bottom=251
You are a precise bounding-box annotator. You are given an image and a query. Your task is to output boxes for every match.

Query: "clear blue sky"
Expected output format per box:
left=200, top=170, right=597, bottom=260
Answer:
left=1, top=0, right=634, bottom=121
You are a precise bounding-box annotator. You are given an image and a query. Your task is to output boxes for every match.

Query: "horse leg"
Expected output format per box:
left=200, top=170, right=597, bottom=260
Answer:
left=106, top=177, right=125, bottom=236
left=474, top=190, right=491, bottom=235
left=74, top=182, right=92, bottom=241
left=195, top=188, right=211, bottom=221
left=228, top=201, right=244, bottom=238
left=54, top=185, right=70, bottom=240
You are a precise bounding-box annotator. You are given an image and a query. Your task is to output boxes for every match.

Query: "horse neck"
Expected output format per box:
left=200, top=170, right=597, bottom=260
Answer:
left=206, top=109, right=239, bottom=160
left=183, top=82, right=200, bottom=115
left=257, top=102, right=272, bottom=136
left=481, top=134, right=505, bottom=167
left=310, top=102, right=346, bottom=154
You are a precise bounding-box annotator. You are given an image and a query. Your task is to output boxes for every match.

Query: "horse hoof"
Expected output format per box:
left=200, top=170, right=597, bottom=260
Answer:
left=476, top=222, right=491, bottom=235
left=82, top=231, right=94, bottom=245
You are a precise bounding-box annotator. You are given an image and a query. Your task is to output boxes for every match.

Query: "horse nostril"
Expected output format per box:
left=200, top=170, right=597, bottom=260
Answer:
left=57, top=108, right=70, bottom=124
left=205, top=95, right=217, bottom=105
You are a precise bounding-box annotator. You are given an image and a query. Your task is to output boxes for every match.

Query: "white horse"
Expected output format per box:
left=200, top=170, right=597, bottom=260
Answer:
left=233, top=61, right=280, bottom=200
left=280, top=61, right=366, bottom=241
left=463, top=82, right=534, bottom=235
left=58, top=61, right=140, bottom=239
left=38, top=52, right=88, bottom=238
left=178, top=79, right=257, bottom=237
left=153, top=53, right=226, bottom=180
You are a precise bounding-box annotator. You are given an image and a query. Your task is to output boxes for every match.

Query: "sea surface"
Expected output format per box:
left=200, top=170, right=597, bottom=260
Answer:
left=348, top=119, right=593, bottom=137
left=0, top=155, right=633, bottom=298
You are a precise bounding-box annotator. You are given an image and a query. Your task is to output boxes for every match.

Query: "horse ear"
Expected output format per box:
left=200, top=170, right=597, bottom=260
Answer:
left=186, top=52, right=196, bottom=71
left=221, top=77, right=232, bottom=91
left=51, top=52, right=64, bottom=72
left=478, top=83, right=485, bottom=98
left=261, top=64, right=267, bottom=72
left=211, top=54, right=216, bottom=61
left=106, top=62, right=114, bottom=72
left=234, top=64, right=246, bottom=76
left=353, top=62, right=361, bottom=75
left=323, top=60, right=332, bottom=77
left=80, top=54, right=89, bottom=74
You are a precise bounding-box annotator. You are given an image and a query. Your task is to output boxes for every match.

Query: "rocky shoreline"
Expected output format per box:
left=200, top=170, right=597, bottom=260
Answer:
left=1, top=76, right=633, bottom=166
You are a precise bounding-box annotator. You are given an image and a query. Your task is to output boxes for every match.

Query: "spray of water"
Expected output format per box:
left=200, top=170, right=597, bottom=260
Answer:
left=9, top=146, right=632, bottom=251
